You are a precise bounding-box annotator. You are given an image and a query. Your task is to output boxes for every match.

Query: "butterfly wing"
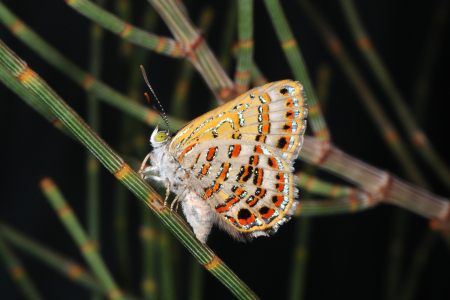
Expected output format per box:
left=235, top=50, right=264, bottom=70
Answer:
left=170, top=80, right=307, bottom=238
left=169, top=80, right=307, bottom=164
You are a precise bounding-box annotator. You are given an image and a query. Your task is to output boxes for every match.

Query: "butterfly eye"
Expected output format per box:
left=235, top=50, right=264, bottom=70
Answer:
left=155, top=132, right=168, bottom=142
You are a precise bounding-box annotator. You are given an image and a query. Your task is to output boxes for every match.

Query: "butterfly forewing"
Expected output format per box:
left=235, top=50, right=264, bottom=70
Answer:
left=169, top=80, right=307, bottom=163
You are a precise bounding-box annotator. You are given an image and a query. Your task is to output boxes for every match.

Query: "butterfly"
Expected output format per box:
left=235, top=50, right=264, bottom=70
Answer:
left=139, top=71, right=307, bottom=243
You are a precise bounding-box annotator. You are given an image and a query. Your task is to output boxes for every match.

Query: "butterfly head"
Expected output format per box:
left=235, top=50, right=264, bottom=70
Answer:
left=150, top=124, right=170, bottom=147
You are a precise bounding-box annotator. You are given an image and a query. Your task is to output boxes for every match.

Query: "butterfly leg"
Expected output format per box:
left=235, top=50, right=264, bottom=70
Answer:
left=164, top=178, right=171, bottom=208
left=138, top=152, right=157, bottom=178
left=170, top=186, right=187, bottom=214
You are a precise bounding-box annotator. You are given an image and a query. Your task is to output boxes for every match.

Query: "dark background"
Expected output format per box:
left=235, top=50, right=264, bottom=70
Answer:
left=1, top=0, right=450, bottom=299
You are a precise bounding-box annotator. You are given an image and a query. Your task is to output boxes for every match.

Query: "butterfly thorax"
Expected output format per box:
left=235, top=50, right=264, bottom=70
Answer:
left=150, top=137, right=187, bottom=194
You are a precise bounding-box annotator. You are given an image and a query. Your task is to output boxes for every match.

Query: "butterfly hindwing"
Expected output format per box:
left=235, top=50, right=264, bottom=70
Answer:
left=177, top=139, right=298, bottom=238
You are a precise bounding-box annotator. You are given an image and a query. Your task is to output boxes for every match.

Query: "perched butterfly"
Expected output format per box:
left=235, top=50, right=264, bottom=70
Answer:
left=139, top=67, right=307, bottom=243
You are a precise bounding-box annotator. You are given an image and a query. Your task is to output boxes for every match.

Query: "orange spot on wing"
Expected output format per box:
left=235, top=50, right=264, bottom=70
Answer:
left=255, top=135, right=266, bottom=143
left=261, top=208, right=275, bottom=219
left=231, top=144, right=241, bottom=158
left=227, top=196, right=240, bottom=207
left=261, top=114, right=269, bottom=122
left=254, top=168, right=264, bottom=186
left=276, top=173, right=285, bottom=182
left=234, top=188, right=246, bottom=198
left=216, top=205, right=228, bottom=213
left=207, top=147, right=218, bottom=161
left=249, top=155, right=259, bottom=166
left=260, top=93, right=271, bottom=103
left=212, top=182, right=222, bottom=193
left=200, top=163, right=211, bottom=175
left=254, top=145, right=263, bottom=154
left=239, top=214, right=256, bottom=226
left=276, top=183, right=285, bottom=192
left=217, top=163, right=230, bottom=181
left=261, top=105, right=269, bottom=113
left=179, top=143, right=198, bottom=163
left=272, top=196, right=284, bottom=207
left=260, top=123, right=270, bottom=134
left=268, top=157, right=279, bottom=169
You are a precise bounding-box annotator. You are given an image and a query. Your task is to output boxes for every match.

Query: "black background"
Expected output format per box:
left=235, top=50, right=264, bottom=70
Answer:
left=1, top=0, right=450, bottom=299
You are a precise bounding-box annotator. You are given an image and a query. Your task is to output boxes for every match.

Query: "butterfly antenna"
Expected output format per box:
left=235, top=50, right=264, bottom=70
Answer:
left=140, top=65, right=170, bottom=133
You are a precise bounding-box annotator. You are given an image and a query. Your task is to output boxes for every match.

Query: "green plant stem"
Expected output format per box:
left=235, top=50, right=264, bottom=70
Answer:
left=263, top=0, right=329, bottom=145
left=0, top=61, right=73, bottom=137
left=296, top=171, right=356, bottom=198
left=297, top=0, right=428, bottom=189
left=159, top=225, right=176, bottom=300
left=39, top=177, right=125, bottom=300
left=339, top=0, right=450, bottom=192
left=0, top=39, right=259, bottom=300
left=140, top=211, right=158, bottom=300
left=0, top=236, right=43, bottom=300
left=218, top=0, right=237, bottom=75
left=400, top=230, right=438, bottom=300
left=289, top=217, right=310, bottom=300
left=148, top=0, right=235, bottom=103
left=65, top=0, right=183, bottom=57
left=171, top=7, right=215, bottom=119
left=87, top=1, right=104, bottom=298
left=0, top=222, right=141, bottom=300
left=315, top=63, right=331, bottom=110
left=384, top=210, right=408, bottom=300
left=189, top=256, right=204, bottom=300
left=0, top=2, right=184, bottom=130
left=412, top=0, right=449, bottom=123
left=235, top=0, right=253, bottom=94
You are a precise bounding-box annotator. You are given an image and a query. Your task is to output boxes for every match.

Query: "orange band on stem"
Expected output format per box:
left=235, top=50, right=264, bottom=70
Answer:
left=9, top=20, right=25, bottom=34
left=385, top=129, right=398, bottom=144
left=204, top=255, right=220, bottom=270
left=40, top=177, right=56, bottom=193
left=113, top=162, right=132, bottom=179
left=281, top=38, right=296, bottom=48
left=154, top=37, right=166, bottom=52
left=17, top=66, right=35, bottom=84
left=67, top=264, right=83, bottom=279
left=140, top=226, right=156, bottom=240
left=329, top=39, right=341, bottom=52
left=239, top=40, right=254, bottom=48
left=235, top=70, right=251, bottom=80
left=145, top=110, right=159, bottom=126
left=219, top=87, right=233, bottom=101
left=108, top=288, right=123, bottom=300
left=411, top=131, right=426, bottom=146
left=119, top=23, right=132, bottom=37
left=57, top=205, right=72, bottom=218
left=11, top=266, right=24, bottom=279
left=65, top=0, right=79, bottom=5
left=52, top=119, right=63, bottom=128
left=349, top=195, right=358, bottom=211
left=80, top=241, right=96, bottom=253
left=329, top=185, right=339, bottom=197
left=357, top=37, right=371, bottom=49
left=81, top=75, right=95, bottom=89
left=304, top=176, right=316, bottom=191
